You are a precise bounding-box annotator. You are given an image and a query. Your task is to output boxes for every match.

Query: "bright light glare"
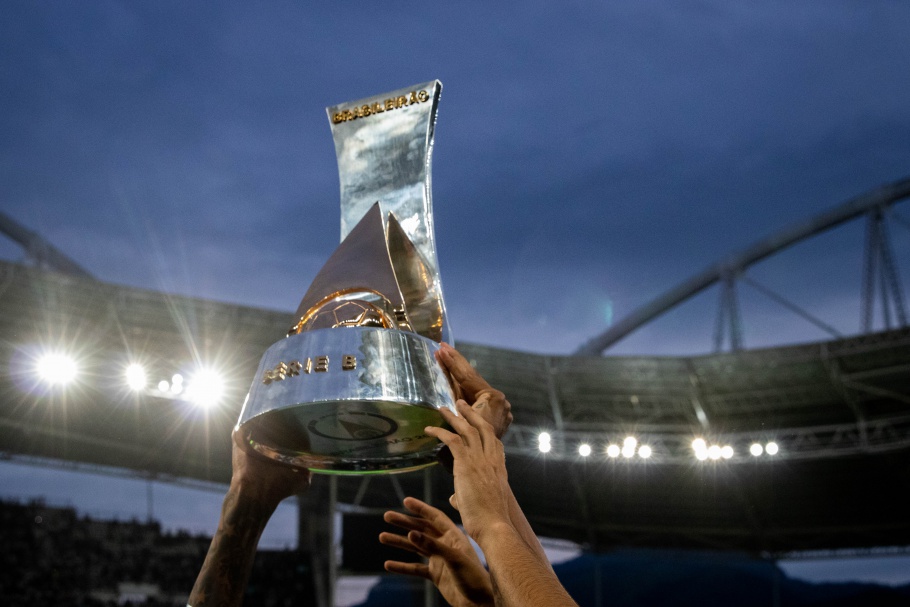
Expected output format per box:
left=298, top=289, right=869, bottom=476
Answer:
left=623, top=436, right=637, bottom=449
left=37, top=353, right=77, bottom=385
left=186, top=369, right=224, bottom=408
left=750, top=443, right=764, bottom=456
left=538, top=432, right=551, bottom=444
left=157, top=380, right=170, bottom=392
left=638, top=445, right=652, bottom=459
left=606, top=444, right=620, bottom=458
left=538, top=442, right=551, bottom=453
left=765, top=441, right=779, bottom=455
left=578, top=444, right=592, bottom=457
left=721, top=445, right=734, bottom=459
left=692, top=438, right=707, bottom=452
left=695, top=449, right=709, bottom=461
left=707, top=445, right=722, bottom=460
left=125, top=364, right=147, bottom=391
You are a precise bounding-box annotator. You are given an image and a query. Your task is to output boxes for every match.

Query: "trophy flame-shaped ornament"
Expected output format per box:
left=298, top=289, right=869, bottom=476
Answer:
left=235, top=81, right=457, bottom=475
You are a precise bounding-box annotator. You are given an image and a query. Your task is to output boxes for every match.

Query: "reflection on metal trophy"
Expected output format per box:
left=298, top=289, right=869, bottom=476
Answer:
left=235, top=81, right=456, bottom=474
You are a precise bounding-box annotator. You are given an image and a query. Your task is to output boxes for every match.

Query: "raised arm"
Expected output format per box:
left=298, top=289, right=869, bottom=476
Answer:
left=437, top=344, right=550, bottom=568
left=188, top=433, right=311, bottom=607
left=426, top=402, right=579, bottom=607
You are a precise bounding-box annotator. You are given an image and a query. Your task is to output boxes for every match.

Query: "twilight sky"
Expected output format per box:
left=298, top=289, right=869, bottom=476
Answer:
left=2, top=0, right=910, bottom=592
left=2, top=0, right=909, bottom=357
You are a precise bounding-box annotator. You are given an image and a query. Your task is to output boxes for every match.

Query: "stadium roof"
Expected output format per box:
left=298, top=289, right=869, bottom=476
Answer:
left=1, top=259, right=908, bottom=554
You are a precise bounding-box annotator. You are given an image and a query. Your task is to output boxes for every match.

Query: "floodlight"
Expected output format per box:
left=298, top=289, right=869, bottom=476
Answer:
left=539, top=442, right=551, bottom=453
left=707, top=445, right=722, bottom=460
left=578, top=443, right=592, bottom=457
left=538, top=432, right=551, bottom=444
left=606, top=444, right=620, bottom=458
left=125, top=364, right=147, bottom=391
left=187, top=369, right=224, bottom=408
left=37, top=353, right=77, bottom=385
left=695, top=449, right=709, bottom=461
left=623, top=436, right=637, bottom=449
left=691, top=438, right=707, bottom=451
left=157, top=380, right=170, bottom=392
left=765, top=441, right=779, bottom=455
left=170, top=373, right=184, bottom=394
left=721, top=445, right=734, bottom=459
left=750, top=443, right=763, bottom=456
left=638, top=445, right=652, bottom=459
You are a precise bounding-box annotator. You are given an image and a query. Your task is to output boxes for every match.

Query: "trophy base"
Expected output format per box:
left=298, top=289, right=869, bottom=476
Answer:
left=235, top=327, right=456, bottom=475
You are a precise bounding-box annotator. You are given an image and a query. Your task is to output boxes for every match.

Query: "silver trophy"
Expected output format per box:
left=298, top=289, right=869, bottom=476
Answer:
left=235, top=81, right=457, bottom=474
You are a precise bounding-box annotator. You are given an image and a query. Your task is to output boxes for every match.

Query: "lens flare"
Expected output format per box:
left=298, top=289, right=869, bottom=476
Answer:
left=37, top=353, right=77, bottom=385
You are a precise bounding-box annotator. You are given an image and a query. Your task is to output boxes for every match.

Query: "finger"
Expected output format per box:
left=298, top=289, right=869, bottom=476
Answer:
left=426, top=414, right=479, bottom=456
left=383, top=511, right=431, bottom=535
left=384, top=560, right=431, bottom=580
left=403, top=497, right=458, bottom=533
left=424, top=424, right=467, bottom=458
left=449, top=493, right=458, bottom=511
left=437, top=344, right=492, bottom=402
left=378, top=532, right=427, bottom=557
left=435, top=347, right=465, bottom=402
left=435, top=402, right=481, bottom=448
left=456, top=401, right=502, bottom=455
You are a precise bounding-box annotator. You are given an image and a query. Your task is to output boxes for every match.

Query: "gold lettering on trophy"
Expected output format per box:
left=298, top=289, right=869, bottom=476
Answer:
left=261, top=354, right=356, bottom=383
left=331, top=90, right=431, bottom=124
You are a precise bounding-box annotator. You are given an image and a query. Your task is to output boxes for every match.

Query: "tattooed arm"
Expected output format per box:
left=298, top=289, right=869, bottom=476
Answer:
left=188, top=433, right=311, bottom=607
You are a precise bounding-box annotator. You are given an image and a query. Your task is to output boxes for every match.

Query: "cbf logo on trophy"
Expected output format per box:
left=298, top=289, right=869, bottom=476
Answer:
left=235, top=81, right=458, bottom=474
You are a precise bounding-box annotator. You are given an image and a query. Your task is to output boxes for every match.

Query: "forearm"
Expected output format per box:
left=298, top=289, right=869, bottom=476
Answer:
left=478, top=522, right=578, bottom=607
left=188, top=484, right=279, bottom=607
left=505, top=486, right=553, bottom=571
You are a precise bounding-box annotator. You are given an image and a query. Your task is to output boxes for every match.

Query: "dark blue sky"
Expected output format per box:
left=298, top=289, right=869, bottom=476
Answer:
left=2, top=1, right=909, bottom=355
left=2, top=0, right=910, bottom=590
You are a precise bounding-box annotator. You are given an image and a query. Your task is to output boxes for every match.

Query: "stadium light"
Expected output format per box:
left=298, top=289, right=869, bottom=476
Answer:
left=765, top=441, right=779, bottom=455
left=578, top=443, right=592, bottom=457
left=695, top=448, right=709, bottom=461
left=750, top=443, right=763, bottom=456
left=538, top=432, right=551, bottom=453
left=36, top=353, right=78, bottom=385
left=707, top=445, right=722, bottom=460
left=606, top=444, right=620, bottom=458
left=721, top=445, right=734, bottom=459
left=125, top=364, right=147, bottom=391
left=692, top=438, right=707, bottom=451
left=638, top=445, right=652, bottom=459
left=621, top=436, right=637, bottom=458
left=170, top=373, right=184, bottom=395
left=186, top=369, right=224, bottom=408
left=157, top=380, right=170, bottom=392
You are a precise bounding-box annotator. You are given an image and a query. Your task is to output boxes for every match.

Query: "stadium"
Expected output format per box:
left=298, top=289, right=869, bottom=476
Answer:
left=3, top=3, right=910, bottom=606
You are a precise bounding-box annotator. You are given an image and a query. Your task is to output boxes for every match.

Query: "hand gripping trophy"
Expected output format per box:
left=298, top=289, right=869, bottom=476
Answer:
left=235, top=81, right=457, bottom=474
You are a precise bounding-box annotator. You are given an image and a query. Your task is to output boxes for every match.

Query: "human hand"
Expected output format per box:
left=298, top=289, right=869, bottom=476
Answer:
left=230, top=430, right=311, bottom=508
left=379, top=497, right=494, bottom=607
left=436, top=343, right=512, bottom=438
left=425, top=401, right=512, bottom=545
